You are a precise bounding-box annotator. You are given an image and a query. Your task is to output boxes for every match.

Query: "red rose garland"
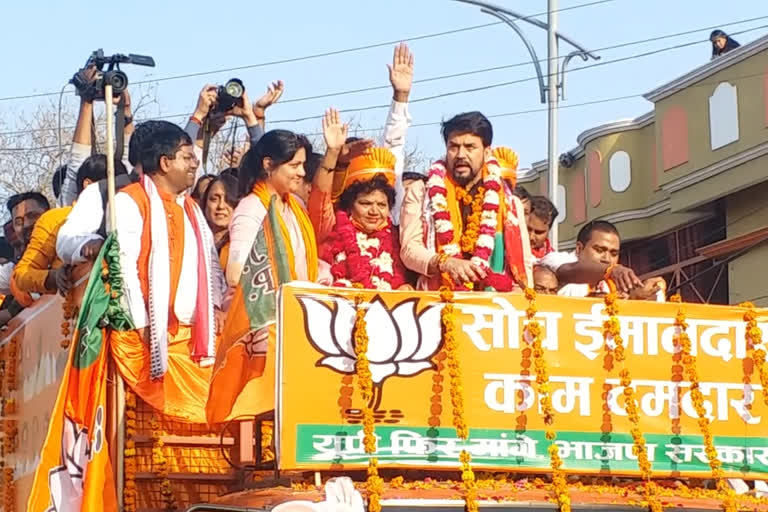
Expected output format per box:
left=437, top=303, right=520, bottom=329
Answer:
left=324, top=211, right=406, bottom=290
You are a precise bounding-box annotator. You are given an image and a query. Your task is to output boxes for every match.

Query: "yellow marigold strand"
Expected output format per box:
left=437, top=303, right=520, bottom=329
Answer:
left=671, top=295, right=736, bottom=512
left=60, top=292, right=76, bottom=349
left=353, top=293, right=381, bottom=512
left=440, top=287, right=479, bottom=512
left=123, top=388, right=138, bottom=512
left=150, top=415, right=175, bottom=510
left=524, top=287, right=570, bottom=512
left=602, top=288, right=662, bottom=512
left=455, top=186, right=485, bottom=254
left=740, top=302, right=768, bottom=407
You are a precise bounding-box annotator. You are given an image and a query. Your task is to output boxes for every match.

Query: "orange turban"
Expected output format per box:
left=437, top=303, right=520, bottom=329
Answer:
left=492, top=147, right=519, bottom=188
left=331, top=147, right=396, bottom=201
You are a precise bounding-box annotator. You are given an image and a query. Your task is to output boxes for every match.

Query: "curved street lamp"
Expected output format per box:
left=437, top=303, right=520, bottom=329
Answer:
left=454, top=0, right=600, bottom=248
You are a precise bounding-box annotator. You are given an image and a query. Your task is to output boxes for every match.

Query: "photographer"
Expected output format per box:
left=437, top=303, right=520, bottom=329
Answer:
left=59, top=66, right=134, bottom=206
left=185, top=81, right=284, bottom=177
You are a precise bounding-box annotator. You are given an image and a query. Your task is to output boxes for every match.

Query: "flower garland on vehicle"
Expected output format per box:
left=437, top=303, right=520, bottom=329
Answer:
left=327, top=212, right=405, bottom=290
left=426, top=158, right=512, bottom=292
left=123, top=388, right=138, bottom=512
left=523, top=287, right=570, bottom=511
left=151, top=415, right=175, bottom=510
left=602, top=284, right=662, bottom=512
left=1, top=419, right=17, bottom=456
left=671, top=295, right=736, bottom=512
left=2, top=466, right=14, bottom=512
left=740, top=301, right=768, bottom=406
left=352, top=292, right=382, bottom=512
left=60, top=292, right=77, bottom=349
left=440, top=288, right=479, bottom=512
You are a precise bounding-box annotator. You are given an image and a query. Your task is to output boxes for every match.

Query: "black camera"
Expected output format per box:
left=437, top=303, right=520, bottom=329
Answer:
left=71, top=49, right=155, bottom=102
left=214, top=78, right=245, bottom=113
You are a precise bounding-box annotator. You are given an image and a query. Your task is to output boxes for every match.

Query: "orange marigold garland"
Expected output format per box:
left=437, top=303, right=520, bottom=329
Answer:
left=602, top=287, right=662, bottom=512
left=740, top=302, right=768, bottom=407
left=151, top=415, right=176, bottom=510
left=2, top=466, right=14, bottom=512
left=352, top=293, right=382, bottom=512
left=455, top=186, right=486, bottom=254
left=671, top=295, right=736, bottom=512
left=60, top=292, right=77, bottom=349
left=524, top=287, right=570, bottom=511
left=123, top=388, right=138, bottom=512
left=440, top=287, right=479, bottom=512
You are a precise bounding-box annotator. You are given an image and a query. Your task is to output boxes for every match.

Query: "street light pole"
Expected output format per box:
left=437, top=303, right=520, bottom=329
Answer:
left=453, top=0, right=599, bottom=250
left=547, top=0, right=559, bottom=249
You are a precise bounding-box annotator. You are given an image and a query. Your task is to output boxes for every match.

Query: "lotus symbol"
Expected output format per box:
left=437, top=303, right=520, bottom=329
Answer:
left=298, top=296, right=443, bottom=412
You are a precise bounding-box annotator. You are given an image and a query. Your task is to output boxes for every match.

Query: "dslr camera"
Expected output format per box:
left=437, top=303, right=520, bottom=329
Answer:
left=71, top=49, right=155, bottom=102
left=214, top=78, right=245, bottom=113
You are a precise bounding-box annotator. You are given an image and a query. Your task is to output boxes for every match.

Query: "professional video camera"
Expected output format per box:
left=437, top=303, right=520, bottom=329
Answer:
left=71, top=49, right=155, bottom=101
left=214, top=78, right=245, bottom=113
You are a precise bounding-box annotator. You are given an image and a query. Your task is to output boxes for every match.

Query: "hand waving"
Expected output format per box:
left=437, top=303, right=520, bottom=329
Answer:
left=253, top=80, right=285, bottom=118
left=322, top=108, right=348, bottom=152
left=388, top=42, right=414, bottom=101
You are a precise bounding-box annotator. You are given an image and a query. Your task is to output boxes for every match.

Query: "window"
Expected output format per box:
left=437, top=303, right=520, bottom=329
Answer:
left=709, top=82, right=739, bottom=150
left=609, top=151, right=632, bottom=192
left=556, top=184, right=566, bottom=223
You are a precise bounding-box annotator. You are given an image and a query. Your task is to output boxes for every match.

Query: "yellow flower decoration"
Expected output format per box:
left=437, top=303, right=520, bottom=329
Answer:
left=353, top=293, right=381, bottom=511
left=524, top=287, right=570, bottom=511
left=603, top=287, right=662, bottom=512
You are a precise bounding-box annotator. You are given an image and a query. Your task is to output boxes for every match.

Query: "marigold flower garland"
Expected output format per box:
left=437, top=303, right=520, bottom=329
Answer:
left=151, top=415, right=176, bottom=510
left=123, top=388, right=138, bottom=512
left=352, top=293, right=382, bottom=512
left=2, top=466, right=14, bottom=512
left=455, top=186, right=486, bottom=254
left=602, top=288, right=662, bottom=512
left=60, top=292, right=76, bottom=349
left=670, top=296, right=736, bottom=512
left=426, top=158, right=512, bottom=291
left=523, top=287, right=570, bottom=511
left=740, top=302, right=768, bottom=406
left=440, top=288, right=479, bottom=512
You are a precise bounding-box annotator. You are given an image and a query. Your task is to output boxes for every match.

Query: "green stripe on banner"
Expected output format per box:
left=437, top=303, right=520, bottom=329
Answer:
left=295, top=424, right=768, bottom=474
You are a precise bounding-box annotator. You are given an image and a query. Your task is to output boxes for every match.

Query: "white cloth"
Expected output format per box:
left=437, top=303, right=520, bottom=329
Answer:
left=0, top=262, right=14, bottom=295
left=383, top=100, right=411, bottom=225
left=56, top=183, right=105, bottom=265
left=539, top=250, right=577, bottom=271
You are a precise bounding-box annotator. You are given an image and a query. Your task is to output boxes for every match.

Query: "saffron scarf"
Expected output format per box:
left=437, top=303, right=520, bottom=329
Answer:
left=251, top=182, right=318, bottom=281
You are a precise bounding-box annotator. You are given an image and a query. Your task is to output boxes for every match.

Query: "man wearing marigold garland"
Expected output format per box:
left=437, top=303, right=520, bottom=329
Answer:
left=400, top=112, right=532, bottom=291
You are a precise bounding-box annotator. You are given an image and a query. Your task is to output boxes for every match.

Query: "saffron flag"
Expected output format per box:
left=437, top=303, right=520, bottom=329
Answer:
left=206, top=197, right=292, bottom=424
left=28, top=234, right=133, bottom=512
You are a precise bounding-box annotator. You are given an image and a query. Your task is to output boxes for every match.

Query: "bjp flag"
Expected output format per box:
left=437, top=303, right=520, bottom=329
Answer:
left=28, top=234, right=133, bottom=511
left=206, top=197, right=293, bottom=424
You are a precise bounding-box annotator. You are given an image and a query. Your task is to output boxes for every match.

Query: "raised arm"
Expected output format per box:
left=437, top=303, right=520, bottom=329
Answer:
left=384, top=43, right=414, bottom=225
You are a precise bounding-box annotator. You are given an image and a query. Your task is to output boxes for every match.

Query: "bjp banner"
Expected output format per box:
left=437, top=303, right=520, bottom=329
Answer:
left=28, top=234, right=131, bottom=511
left=277, top=284, right=768, bottom=479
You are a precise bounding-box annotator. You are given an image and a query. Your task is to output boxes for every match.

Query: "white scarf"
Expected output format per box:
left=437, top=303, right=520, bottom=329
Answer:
left=143, top=177, right=217, bottom=380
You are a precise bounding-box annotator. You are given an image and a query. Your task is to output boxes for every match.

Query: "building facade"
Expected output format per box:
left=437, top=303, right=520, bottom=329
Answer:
left=520, top=34, right=768, bottom=306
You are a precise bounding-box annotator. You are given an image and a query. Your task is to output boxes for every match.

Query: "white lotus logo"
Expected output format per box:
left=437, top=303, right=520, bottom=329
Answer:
left=298, top=296, right=443, bottom=409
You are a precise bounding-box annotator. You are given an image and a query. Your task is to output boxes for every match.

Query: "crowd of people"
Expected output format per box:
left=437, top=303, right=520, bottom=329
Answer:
left=0, top=42, right=666, bottom=335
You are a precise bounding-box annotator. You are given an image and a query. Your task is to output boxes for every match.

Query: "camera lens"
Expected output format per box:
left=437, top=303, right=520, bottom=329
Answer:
left=224, top=79, right=244, bottom=99
left=105, top=70, right=129, bottom=94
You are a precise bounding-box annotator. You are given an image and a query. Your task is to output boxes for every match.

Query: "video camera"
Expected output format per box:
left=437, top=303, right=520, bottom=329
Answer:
left=214, top=78, right=245, bottom=113
left=71, top=49, right=155, bottom=101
